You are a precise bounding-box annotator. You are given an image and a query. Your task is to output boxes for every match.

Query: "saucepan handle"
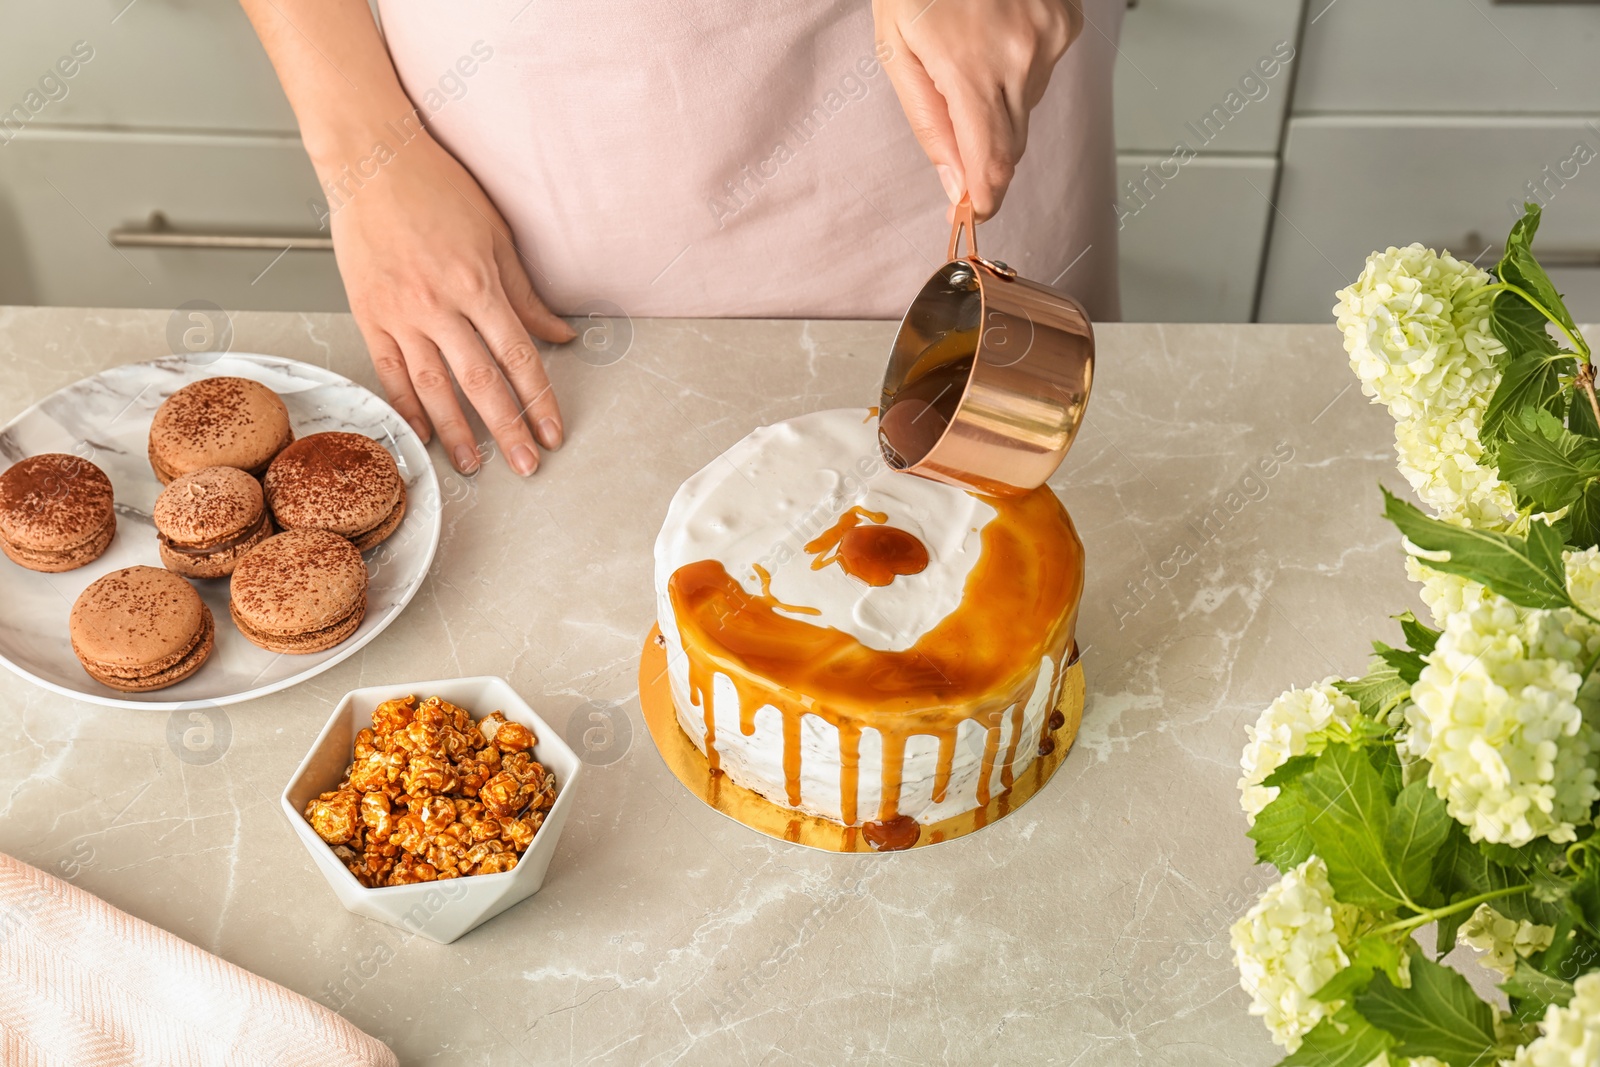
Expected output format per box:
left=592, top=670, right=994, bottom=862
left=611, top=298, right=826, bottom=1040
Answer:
left=946, top=193, right=978, bottom=263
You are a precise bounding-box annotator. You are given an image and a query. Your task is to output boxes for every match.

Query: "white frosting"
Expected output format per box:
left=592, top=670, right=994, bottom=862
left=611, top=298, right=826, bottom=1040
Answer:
left=653, top=408, right=1065, bottom=826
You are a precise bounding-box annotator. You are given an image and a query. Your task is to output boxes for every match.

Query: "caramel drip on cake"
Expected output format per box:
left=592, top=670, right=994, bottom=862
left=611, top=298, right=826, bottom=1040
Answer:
left=669, top=486, right=1081, bottom=828
left=804, top=506, right=931, bottom=588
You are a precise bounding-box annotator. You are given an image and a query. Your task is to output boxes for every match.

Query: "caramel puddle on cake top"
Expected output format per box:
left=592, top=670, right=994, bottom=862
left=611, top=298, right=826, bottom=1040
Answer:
left=667, top=487, right=1082, bottom=848
left=803, top=505, right=930, bottom=588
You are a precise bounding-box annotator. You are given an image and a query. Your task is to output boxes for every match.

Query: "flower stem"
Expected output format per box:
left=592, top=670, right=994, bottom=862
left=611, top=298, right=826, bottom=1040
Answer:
left=1370, top=885, right=1526, bottom=936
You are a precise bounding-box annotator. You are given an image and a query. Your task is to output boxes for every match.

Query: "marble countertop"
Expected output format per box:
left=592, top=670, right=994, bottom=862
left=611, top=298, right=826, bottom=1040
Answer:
left=0, top=306, right=1412, bottom=1066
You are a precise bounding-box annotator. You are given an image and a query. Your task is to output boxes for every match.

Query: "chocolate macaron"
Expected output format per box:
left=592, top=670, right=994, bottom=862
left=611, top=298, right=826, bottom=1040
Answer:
left=263, top=432, right=406, bottom=551
left=70, top=566, right=214, bottom=691
left=154, top=466, right=273, bottom=579
left=148, top=376, right=294, bottom=484
left=230, top=528, right=368, bottom=654
left=0, top=454, right=117, bottom=572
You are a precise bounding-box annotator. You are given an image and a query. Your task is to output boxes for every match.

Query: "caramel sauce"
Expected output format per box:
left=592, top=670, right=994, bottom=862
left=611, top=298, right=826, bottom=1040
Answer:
left=804, top=506, right=930, bottom=588
left=862, top=815, right=921, bottom=852
left=880, top=328, right=979, bottom=470
left=668, top=487, right=1082, bottom=827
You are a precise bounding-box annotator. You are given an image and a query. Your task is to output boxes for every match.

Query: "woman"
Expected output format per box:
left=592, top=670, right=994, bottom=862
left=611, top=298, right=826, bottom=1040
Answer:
left=239, top=0, right=1121, bottom=477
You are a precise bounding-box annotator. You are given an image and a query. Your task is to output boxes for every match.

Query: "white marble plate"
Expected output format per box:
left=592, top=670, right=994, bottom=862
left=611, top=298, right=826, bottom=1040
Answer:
left=0, top=353, right=441, bottom=710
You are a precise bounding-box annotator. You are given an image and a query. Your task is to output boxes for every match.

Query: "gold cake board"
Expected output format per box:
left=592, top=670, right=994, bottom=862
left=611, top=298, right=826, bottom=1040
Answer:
left=638, top=624, right=1084, bottom=853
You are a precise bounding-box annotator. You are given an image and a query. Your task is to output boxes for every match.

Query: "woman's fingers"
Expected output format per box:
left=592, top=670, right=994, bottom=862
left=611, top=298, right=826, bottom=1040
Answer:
left=398, top=332, right=482, bottom=474
left=432, top=314, right=544, bottom=477
left=470, top=296, right=564, bottom=453
left=362, top=322, right=432, bottom=444
left=942, top=75, right=1024, bottom=220
left=496, top=240, right=577, bottom=346
left=879, top=35, right=967, bottom=205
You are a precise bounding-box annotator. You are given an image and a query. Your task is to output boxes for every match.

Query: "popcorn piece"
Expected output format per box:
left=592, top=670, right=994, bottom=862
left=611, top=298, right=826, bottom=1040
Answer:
left=306, top=789, right=361, bottom=846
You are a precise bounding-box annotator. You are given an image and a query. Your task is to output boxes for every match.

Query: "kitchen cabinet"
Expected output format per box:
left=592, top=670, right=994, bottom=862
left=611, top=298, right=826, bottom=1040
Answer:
left=0, top=128, right=345, bottom=311
left=1296, top=0, right=1600, bottom=116
left=1258, top=116, right=1600, bottom=323
left=1116, top=154, right=1277, bottom=322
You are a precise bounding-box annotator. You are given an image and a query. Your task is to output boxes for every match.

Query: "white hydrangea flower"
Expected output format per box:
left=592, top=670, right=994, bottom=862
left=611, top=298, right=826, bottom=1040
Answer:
left=1567, top=546, right=1600, bottom=618
left=1508, top=971, right=1600, bottom=1066
left=1239, top=679, right=1362, bottom=821
left=1334, top=244, right=1504, bottom=421
left=1231, top=856, right=1361, bottom=1051
left=1460, top=904, right=1555, bottom=978
left=1392, top=406, right=1518, bottom=528
left=1407, top=556, right=1491, bottom=627
left=1335, top=244, right=1519, bottom=529
left=1406, top=602, right=1600, bottom=846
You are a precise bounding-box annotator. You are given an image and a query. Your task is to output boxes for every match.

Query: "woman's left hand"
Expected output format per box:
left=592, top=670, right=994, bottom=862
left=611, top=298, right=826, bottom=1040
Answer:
left=874, top=0, right=1083, bottom=221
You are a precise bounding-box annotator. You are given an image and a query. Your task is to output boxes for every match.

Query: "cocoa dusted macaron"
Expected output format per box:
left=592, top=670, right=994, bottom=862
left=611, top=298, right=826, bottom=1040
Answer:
left=153, top=466, right=273, bottom=579
left=148, top=376, right=294, bottom=484
left=0, top=453, right=117, bottom=572
left=70, top=566, right=214, bottom=691
left=230, top=528, right=368, bottom=654
left=263, top=432, right=406, bottom=551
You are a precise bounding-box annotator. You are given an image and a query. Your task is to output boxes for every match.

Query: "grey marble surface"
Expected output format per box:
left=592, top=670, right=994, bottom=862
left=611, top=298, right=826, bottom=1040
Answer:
left=0, top=306, right=1414, bottom=1066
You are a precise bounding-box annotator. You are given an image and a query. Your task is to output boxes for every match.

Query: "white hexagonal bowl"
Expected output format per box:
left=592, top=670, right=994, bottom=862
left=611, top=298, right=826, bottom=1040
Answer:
left=280, top=676, right=583, bottom=944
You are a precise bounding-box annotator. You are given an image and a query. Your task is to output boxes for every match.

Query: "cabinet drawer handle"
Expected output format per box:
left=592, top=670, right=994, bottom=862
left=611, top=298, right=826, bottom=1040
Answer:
left=1457, top=232, right=1600, bottom=269
left=109, top=211, right=333, bottom=251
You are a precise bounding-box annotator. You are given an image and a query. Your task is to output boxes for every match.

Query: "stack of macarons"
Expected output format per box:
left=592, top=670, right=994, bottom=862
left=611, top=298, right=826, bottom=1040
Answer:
left=1, top=373, right=411, bottom=693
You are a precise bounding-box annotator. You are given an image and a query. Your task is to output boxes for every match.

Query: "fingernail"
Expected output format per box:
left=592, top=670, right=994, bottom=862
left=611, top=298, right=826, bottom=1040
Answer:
left=453, top=445, right=479, bottom=473
left=407, top=417, right=430, bottom=444
left=511, top=445, right=538, bottom=476
left=936, top=164, right=964, bottom=204
left=537, top=418, right=563, bottom=451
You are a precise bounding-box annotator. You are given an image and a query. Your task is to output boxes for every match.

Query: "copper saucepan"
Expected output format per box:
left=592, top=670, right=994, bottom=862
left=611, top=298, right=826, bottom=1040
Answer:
left=878, top=195, right=1095, bottom=497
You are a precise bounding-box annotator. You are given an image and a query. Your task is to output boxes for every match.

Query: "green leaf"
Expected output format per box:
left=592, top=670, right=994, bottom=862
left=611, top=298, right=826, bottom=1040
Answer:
left=1249, top=780, right=1314, bottom=872
left=1263, top=753, right=1318, bottom=789
left=1567, top=482, right=1600, bottom=550
left=1433, top=824, right=1552, bottom=953
left=1567, top=857, right=1600, bottom=938
left=1571, top=382, right=1600, bottom=440
left=1335, top=661, right=1411, bottom=722
left=1495, top=405, right=1600, bottom=512
left=1383, top=487, right=1576, bottom=611
left=1482, top=348, right=1568, bottom=443
left=1301, top=746, right=1411, bottom=910
left=1396, top=611, right=1441, bottom=656
left=1368, top=742, right=1405, bottom=801
left=1314, top=935, right=1408, bottom=1004
left=1387, top=781, right=1453, bottom=903
left=1503, top=958, right=1574, bottom=1023
left=1499, top=202, right=1581, bottom=344
left=1276, top=1006, right=1395, bottom=1067
left=1374, top=641, right=1427, bottom=687
left=1353, top=956, right=1499, bottom=1066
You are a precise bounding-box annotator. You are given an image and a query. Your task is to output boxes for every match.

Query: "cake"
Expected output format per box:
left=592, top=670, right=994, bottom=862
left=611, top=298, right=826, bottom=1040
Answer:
left=653, top=408, right=1084, bottom=837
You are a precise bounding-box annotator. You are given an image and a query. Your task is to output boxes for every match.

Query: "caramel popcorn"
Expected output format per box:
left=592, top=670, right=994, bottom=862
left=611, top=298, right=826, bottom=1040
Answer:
left=304, top=695, right=557, bottom=887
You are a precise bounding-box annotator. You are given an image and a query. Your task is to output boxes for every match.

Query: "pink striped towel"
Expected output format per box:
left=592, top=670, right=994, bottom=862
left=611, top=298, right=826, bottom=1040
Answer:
left=0, top=852, right=398, bottom=1067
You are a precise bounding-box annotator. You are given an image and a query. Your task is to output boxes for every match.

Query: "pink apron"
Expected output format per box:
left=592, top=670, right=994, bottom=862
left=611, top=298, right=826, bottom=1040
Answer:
left=374, top=0, right=1122, bottom=321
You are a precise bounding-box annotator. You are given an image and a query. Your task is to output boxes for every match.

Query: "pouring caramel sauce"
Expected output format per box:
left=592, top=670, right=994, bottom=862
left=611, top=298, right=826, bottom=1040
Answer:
left=666, top=485, right=1082, bottom=840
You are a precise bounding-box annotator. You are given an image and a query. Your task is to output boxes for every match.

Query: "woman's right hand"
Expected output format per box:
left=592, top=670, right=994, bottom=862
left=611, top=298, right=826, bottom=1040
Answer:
left=326, top=131, right=576, bottom=477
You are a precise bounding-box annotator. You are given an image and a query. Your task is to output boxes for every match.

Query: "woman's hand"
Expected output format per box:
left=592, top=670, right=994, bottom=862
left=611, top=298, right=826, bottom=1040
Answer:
left=874, top=0, right=1083, bottom=221
left=328, top=132, right=575, bottom=477
left=238, top=0, right=573, bottom=477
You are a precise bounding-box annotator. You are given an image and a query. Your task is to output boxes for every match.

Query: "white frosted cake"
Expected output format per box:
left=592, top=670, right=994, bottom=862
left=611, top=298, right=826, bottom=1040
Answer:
left=653, top=408, right=1083, bottom=841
